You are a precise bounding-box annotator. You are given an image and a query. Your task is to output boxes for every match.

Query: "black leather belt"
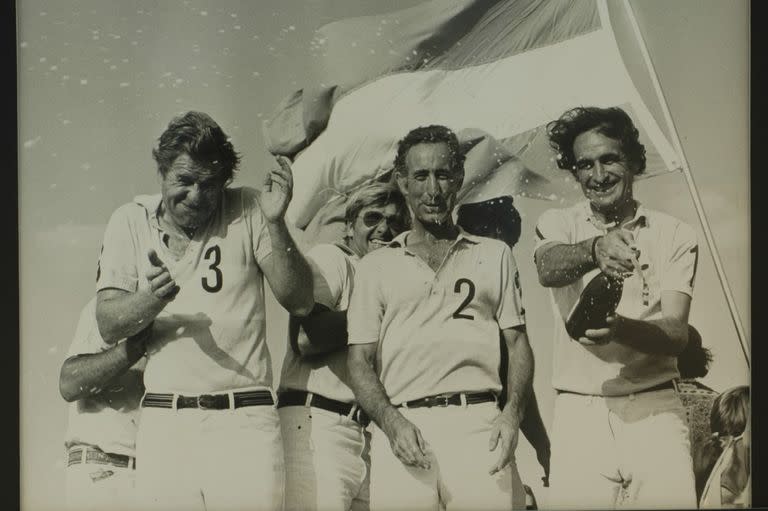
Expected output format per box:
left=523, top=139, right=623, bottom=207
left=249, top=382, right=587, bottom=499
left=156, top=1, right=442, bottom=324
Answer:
left=67, top=446, right=135, bottom=469
left=559, top=380, right=677, bottom=397
left=277, top=390, right=371, bottom=427
left=142, top=390, right=274, bottom=410
left=399, top=391, right=497, bottom=409
left=639, top=380, right=676, bottom=393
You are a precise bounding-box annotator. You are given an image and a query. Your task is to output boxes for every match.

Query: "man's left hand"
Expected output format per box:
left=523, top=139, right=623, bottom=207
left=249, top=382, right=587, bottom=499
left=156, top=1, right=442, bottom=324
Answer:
left=579, top=314, right=624, bottom=345
left=488, top=411, right=520, bottom=475
left=256, top=155, right=294, bottom=222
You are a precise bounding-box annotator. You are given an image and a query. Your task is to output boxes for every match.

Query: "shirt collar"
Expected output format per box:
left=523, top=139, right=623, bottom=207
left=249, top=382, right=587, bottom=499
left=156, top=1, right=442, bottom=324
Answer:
left=134, top=194, right=163, bottom=230
left=582, top=201, right=649, bottom=231
left=389, top=226, right=480, bottom=253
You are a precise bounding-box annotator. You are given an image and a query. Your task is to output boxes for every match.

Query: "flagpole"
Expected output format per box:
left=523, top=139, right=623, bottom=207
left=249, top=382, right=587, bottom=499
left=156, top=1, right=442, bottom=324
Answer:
left=621, top=0, right=750, bottom=368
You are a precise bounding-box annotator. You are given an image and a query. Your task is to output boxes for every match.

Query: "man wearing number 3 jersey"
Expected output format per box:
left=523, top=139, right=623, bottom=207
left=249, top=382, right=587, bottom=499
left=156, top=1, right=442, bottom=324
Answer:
left=346, top=125, right=533, bottom=510
left=94, top=111, right=314, bottom=511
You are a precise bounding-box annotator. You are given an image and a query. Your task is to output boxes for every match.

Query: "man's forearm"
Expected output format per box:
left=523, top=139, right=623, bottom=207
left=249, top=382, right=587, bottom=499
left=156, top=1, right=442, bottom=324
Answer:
left=59, top=335, right=146, bottom=402
left=266, top=219, right=314, bottom=316
left=96, top=290, right=166, bottom=344
left=502, top=331, right=534, bottom=428
left=520, top=392, right=550, bottom=452
left=536, top=238, right=597, bottom=287
left=347, top=347, right=402, bottom=433
left=613, top=315, right=688, bottom=355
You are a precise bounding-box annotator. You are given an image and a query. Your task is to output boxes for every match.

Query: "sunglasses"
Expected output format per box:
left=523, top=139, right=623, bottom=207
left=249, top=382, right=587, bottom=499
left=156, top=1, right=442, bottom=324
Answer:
left=360, top=211, right=408, bottom=231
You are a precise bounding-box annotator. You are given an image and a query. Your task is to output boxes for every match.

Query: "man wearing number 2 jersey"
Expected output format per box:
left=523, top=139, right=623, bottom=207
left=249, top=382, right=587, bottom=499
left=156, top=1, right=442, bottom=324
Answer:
left=346, top=125, right=533, bottom=510
left=94, top=111, right=314, bottom=510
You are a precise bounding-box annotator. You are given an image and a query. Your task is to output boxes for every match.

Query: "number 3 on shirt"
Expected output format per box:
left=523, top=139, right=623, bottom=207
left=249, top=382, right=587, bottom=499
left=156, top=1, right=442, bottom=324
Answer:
left=202, top=245, right=223, bottom=292
left=452, top=278, right=475, bottom=320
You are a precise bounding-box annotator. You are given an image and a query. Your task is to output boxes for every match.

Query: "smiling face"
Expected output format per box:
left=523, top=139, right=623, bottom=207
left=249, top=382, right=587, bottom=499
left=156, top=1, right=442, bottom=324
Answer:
left=573, top=129, right=638, bottom=219
left=159, top=153, right=226, bottom=233
left=396, top=142, right=463, bottom=228
left=346, top=202, right=408, bottom=257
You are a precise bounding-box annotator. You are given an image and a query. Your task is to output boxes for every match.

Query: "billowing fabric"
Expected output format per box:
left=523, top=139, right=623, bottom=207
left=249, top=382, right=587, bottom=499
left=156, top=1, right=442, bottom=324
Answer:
left=263, top=0, right=680, bottom=245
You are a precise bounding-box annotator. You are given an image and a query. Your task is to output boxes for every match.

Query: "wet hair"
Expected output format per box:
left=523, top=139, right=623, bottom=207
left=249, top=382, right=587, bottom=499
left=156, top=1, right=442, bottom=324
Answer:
left=711, top=385, right=749, bottom=437
left=393, top=125, right=465, bottom=177
left=152, top=111, right=241, bottom=184
left=677, top=325, right=714, bottom=379
left=344, top=181, right=409, bottom=226
left=547, top=106, right=646, bottom=175
left=456, top=196, right=522, bottom=248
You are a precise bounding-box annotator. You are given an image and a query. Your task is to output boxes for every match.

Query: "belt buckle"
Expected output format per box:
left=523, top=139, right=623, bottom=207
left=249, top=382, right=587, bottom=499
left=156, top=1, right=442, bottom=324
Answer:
left=197, top=394, right=217, bottom=410
left=427, top=395, right=450, bottom=408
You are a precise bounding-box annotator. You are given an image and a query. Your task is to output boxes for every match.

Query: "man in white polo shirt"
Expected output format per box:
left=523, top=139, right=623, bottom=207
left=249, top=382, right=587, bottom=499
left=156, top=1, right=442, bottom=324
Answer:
left=94, top=111, right=314, bottom=510
left=347, top=125, right=532, bottom=510
left=59, top=298, right=147, bottom=510
left=535, top=106, right=699, bottom=509
left=278, top=181, right=410, bottom=511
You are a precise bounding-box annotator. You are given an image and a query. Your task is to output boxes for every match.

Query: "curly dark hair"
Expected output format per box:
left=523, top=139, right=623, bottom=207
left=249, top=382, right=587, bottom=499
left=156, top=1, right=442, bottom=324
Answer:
left=547, top=106, right=646, bottom=175
left=677, top=325, right=714, bottom=380
left=456, top=196, right=522, bottom=248
left=393, top=125, right=465, bottom=177
left=152, top=111, right=241, bottom=184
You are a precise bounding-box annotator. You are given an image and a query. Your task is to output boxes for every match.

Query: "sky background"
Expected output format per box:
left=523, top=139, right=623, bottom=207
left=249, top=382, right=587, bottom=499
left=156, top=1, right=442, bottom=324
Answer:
left=18, top=1, right=748, bottom=510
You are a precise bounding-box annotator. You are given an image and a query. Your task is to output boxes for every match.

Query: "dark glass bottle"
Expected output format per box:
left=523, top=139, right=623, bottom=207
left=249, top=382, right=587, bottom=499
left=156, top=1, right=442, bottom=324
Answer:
left=565, top=272, right=624, bottom=340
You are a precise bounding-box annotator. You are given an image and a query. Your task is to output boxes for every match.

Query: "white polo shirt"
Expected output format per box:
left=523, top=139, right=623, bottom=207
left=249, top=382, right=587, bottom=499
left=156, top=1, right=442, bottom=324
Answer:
left=64, top=299, right=145, bottom=457
left=96, top=187, right=274, bottom=393
left=347, top=228, right=526, bottom=405
left=534, top=201, right=698, bottom=396
left=279, top=243, right=359, bottom=402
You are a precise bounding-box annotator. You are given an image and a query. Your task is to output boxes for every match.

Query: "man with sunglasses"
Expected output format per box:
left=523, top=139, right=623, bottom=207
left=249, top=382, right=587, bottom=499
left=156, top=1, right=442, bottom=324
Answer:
left=534, top=106, right=699, bottom=508
left=277, top=181, right=410, bottom=511
left=347, top=125, right=533, bottom=510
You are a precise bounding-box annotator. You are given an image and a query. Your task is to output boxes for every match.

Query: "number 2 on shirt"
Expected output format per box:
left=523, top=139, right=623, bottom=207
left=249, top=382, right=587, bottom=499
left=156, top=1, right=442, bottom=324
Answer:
left=452, top=278, right=475, bottom=320
left=202, top=245, right=223, bottom=292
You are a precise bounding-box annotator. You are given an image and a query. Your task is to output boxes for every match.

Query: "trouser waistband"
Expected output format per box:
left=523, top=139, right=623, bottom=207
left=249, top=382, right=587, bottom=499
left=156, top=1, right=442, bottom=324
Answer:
left=398, top=391, right=498, bottom=409
left=557, top=380, right=678, bottom=397
left=67, top=446, right=135, bottom=469
left=277, top=390, right=371, bottom=427
left=142, top=389, right=274, bottom=410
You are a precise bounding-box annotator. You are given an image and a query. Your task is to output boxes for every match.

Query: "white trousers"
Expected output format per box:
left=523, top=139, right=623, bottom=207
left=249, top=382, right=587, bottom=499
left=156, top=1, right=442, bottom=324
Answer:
left=548, top=389, right=696, bottom=510
left=135, top=396, right=284, bottom=511
left=369, top=402, right=526, bottom=510
left=65, top=458, right=135, bottom=510
left=280, top=406, right=371, bottom=511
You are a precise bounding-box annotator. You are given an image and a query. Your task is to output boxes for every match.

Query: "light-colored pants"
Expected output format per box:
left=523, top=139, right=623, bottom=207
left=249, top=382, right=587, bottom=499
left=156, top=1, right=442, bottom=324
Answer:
left=369, top=402, right=525, bottom=510
left=280, top=405, right=371, bottom=511
left=65, top=453, right=136, bottom=510
left=548, top=389, right=696, bottom=509
left=135, top=389, right=284, bottom=511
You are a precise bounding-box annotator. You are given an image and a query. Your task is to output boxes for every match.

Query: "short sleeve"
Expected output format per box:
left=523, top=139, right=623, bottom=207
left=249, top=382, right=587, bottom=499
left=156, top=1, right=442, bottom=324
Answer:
left=662, top=221, right=699, bottom=296
left=66, top=300, right=110, bottom=358
left=243, top=188, right=273, bottom=265
left=97, top=205, right=140, bottom=293
left=533, top=208, right=572, bottom=256
left=307, top=244, right=350, bottom=309
left=496, top=245, right=526, bottom=330
left=347, top=254, right=385, bottom=345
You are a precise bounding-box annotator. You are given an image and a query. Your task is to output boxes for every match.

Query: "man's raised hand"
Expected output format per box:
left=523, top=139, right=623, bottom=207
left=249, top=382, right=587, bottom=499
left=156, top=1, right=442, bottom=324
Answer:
left=146, top=249, right=179, bottom=301
left=255, top=154, right=294, bottom=223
